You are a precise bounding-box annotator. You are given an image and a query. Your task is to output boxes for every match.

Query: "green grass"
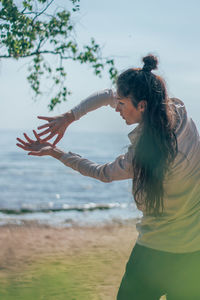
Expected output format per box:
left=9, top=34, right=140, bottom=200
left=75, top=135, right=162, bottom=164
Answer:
left=0, top=240, right=167, bottom=300
left=0, top=250, right=121, bottom=300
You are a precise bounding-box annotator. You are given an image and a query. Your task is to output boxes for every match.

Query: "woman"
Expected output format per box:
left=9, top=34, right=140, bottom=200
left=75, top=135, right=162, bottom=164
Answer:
left=17, top=55, right=200, bottom=300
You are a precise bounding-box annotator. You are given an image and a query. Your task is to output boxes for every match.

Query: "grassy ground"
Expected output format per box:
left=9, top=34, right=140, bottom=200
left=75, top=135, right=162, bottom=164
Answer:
left=0, top=224, right=166, bottom=300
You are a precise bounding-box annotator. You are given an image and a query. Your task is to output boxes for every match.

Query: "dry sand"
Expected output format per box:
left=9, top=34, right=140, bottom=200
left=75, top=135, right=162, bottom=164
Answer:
left=0, top=222, right=138, bottom=299
left=0, top=222, right=138, bottom=271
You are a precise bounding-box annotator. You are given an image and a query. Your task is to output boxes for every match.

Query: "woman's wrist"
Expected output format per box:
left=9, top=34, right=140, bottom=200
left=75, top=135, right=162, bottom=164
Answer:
left=50, top=147, right=64, bottom=159
left=63, top=110, right=75, bottom=123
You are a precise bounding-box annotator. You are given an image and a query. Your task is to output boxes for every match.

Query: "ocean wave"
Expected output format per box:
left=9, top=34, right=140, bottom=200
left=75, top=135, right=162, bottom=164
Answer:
left=0, top=202, right=131, bottom=214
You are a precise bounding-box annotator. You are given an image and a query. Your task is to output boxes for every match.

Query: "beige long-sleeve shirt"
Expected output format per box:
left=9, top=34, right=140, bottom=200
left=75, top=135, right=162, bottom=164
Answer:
left=59, top=89, right=200, bottom=253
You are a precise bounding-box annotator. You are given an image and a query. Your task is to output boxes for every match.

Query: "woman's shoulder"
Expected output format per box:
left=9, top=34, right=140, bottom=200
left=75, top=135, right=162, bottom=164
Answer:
left=170, top=97, right=200, bottom=158
left=169, top=97, right=187, bottom=118
left=170, top=97, right=185, bottom=106
left=169, top=97, right=188, bottom=136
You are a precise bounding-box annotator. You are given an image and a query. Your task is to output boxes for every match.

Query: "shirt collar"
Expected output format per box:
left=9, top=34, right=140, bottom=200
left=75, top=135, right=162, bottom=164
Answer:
left=128, top=123, right=143, bottom=145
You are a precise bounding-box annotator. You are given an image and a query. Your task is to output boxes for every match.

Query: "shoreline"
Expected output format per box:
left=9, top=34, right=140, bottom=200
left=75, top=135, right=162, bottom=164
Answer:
left=0, top=211, right=141, bottom=229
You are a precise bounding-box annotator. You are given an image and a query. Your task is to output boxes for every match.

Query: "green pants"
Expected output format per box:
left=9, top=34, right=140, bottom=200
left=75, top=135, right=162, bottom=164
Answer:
left=117, top=243, right=200, bottom=300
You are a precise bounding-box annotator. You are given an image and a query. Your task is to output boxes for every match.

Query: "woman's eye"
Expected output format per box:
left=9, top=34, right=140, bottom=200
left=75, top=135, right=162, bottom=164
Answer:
left=119, top=101, right=124, bottom=105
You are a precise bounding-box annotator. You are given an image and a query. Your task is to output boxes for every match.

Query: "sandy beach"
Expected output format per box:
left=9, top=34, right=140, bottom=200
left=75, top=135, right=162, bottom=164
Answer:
left=0, top=222, right=138, bottom=299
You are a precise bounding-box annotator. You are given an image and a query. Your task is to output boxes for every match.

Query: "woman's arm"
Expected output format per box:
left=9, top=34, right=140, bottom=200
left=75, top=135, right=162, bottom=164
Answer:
left=16, top=131, right=133, bottom=182
left=37, top=89, right=117, bottom=145
left=71, top=89, right=117, bottom=121
left=58, top=150, right=133, bottom=182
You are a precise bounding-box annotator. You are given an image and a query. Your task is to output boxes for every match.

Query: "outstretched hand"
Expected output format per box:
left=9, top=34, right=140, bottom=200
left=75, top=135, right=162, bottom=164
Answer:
left=16, top=130, right=55, bottom=156
left=37, top=111, right=75, bottom=145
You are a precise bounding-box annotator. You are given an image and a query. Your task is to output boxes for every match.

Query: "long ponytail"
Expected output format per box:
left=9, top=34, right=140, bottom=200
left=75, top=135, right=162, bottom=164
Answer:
left=117, top=55, right=177, bottom=215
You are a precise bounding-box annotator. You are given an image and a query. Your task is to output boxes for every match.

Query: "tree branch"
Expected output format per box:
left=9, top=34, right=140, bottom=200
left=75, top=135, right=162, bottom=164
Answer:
left=32, top=0, right=55, bottom=22
left=0, top=50, right=73, bottom=59
left=0, top=0, right=118, bottom=109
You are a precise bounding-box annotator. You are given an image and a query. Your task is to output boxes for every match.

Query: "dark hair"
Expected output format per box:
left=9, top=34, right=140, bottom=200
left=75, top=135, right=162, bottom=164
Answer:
left=117, top=54, right=177, bottom=216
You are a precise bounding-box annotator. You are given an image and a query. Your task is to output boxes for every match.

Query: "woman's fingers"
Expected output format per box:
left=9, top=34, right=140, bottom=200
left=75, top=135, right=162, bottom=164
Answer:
left=28, top=151, right=41, bottom=156
left=16, top=143, right=26, bottom=150
left=38, top=128, right=52, bottom=137
left=16, top=142, right=32, bottom=151
left=39, top=132, right=56, bottom=142
left=38, top=121, right=56, bottom=130
left=16, top=137, right=27, bottom=146
left=37, top=116, right=53, bottom=121
left=53, top=134, right=62, bottom=145
left=23, top=133, right=34, bottom=143
left=37, top=123, right=50, bottom=130
left=33, top=130, right=41, bottom=141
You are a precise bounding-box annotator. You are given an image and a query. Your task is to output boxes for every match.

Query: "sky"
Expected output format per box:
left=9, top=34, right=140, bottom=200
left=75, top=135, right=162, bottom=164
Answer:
left=1, top=0, right=200, bottom=134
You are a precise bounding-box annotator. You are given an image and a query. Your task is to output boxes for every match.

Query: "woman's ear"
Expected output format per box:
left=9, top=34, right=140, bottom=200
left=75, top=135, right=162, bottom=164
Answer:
left=138, top=100, right=147, bottom=112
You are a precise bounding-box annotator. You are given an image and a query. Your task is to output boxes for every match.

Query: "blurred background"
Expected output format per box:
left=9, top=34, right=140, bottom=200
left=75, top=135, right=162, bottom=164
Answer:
left=0, top=0, right=200, bottom=226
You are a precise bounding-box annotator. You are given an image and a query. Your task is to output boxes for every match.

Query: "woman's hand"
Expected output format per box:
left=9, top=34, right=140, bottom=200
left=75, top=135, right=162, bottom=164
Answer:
left=16, top=130, right=59, bottom=157
left=37, top=111, right=75, bottom=145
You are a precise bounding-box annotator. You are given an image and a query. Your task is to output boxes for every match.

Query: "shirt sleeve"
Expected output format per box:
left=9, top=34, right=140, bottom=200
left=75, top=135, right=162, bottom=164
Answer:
left=71, top=89, right=118, bottom=121
left=58, top=148, right=133, bottom=182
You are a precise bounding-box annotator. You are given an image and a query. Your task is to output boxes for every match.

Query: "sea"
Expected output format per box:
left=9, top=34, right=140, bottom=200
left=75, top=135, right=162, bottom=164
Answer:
left=0, top=129, right=142, bottom=227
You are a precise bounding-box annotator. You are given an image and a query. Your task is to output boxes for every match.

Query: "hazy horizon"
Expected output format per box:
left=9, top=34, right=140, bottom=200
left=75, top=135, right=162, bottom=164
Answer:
left=1, top=0, right=200, bottom=132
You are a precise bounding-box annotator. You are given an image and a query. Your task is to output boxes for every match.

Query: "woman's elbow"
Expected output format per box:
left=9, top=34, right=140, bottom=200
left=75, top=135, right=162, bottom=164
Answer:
left=98, top=175, right=113, bottom=183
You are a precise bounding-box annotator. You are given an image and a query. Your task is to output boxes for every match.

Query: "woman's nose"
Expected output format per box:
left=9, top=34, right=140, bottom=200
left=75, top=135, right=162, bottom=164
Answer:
left=116, top=103, right=121, bottom=112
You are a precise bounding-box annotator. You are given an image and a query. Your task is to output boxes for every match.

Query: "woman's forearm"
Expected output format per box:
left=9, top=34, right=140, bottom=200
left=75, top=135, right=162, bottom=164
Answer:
left=71, top=89, right=117, bottom=121
left=57, top=150, right=133, bottom=182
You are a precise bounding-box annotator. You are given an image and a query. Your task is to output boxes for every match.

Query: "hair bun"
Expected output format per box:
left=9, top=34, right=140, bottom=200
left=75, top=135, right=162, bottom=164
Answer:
left=142, top=54, right=158, bottom=72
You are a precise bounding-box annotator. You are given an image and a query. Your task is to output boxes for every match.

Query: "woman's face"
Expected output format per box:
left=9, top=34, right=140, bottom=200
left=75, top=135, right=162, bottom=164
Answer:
left=116, top=97, right=145, bottom=125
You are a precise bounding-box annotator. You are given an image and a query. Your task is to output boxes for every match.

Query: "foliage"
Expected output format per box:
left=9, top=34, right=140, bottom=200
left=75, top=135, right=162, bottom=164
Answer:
left=0, top=0, right=118, bottom=109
